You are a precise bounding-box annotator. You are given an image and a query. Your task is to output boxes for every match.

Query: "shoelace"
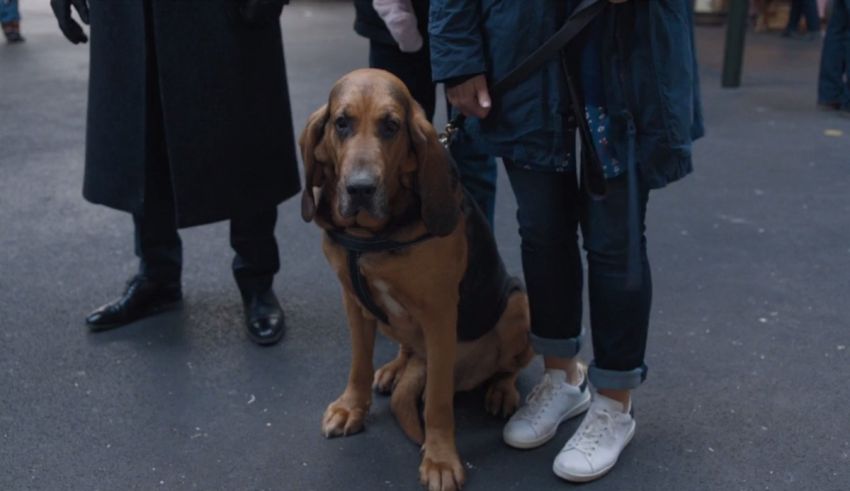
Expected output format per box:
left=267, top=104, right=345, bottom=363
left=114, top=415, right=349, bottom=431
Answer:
left=568, top=407, right=612, bottom=455
left=519, top=374, right=558, bottom=422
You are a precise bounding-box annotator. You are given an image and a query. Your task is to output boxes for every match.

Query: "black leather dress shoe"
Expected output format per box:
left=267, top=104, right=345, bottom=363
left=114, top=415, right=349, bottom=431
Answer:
left=86, top=276, right=182, bottom=331
left=242, top=288, right=285, bottom=346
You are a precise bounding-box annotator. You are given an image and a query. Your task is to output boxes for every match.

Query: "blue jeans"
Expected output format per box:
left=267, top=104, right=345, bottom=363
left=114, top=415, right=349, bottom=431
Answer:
left=0, top=0, right=20, bottom=24
left=819, top=0, right=850, bottom=108
left=450, top=126, right=497, bottom=228
left=785, top=0, right=821, bottom=34
left=505, top=163, right=652, bottom=390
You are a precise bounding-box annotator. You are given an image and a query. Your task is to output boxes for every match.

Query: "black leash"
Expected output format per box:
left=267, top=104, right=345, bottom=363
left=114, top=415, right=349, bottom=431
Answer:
left=439, top=0, right=607, bottom=147
left=326, top=229, right=435, bottom=324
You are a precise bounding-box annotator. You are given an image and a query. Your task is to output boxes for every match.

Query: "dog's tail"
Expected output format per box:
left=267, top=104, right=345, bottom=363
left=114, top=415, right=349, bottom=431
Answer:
left=390, top=357, right=426, bottom=445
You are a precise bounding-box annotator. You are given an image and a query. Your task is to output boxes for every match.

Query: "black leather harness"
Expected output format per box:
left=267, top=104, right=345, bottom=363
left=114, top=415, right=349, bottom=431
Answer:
left=325, top=228, right=435, bottom=325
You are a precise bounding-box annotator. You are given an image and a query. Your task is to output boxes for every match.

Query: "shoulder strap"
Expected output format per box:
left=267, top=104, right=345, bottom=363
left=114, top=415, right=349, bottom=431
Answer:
left=441, top=0, right=607, bottom=144
left=491, top=0, right=606, bottom=98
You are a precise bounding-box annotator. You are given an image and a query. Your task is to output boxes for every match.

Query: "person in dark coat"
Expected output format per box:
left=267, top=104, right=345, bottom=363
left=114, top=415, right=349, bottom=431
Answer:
left=51, top=0, right=301, bottom=345
left=353, top=0, right=499, bottom=227
left=431, top=0, right=703, bottom=482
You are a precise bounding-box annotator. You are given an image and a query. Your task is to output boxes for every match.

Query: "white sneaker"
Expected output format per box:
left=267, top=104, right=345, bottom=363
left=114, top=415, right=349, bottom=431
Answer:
left=502, top=367, right=592, bottom=449
left=552, top=394, right=636, bottom=482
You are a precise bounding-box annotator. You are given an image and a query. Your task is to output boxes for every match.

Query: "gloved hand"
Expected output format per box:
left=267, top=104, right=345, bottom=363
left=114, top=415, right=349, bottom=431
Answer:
left=50, top=0, right=89, bottom=44
left=240, top=0, right=287, bottom=25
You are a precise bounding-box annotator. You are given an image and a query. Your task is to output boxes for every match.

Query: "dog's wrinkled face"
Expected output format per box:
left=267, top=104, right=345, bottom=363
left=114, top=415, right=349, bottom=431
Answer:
left=300, top=69, right=460, bottom=236
left=304, top=70, right=417, bottom=230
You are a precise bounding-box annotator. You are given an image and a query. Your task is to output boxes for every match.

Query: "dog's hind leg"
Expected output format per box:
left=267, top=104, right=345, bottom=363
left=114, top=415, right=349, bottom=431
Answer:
left=390, top=355, right=426, bottom=445
left=373, top=345, right=412, bottom=394
left=485, top=372, right=522, bottom=418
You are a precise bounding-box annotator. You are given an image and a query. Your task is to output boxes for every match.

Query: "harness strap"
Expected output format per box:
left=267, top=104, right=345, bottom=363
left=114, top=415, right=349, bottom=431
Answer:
left=347, top=250, right=389, bottom=324
left=327, top=229, right=435, bottom=324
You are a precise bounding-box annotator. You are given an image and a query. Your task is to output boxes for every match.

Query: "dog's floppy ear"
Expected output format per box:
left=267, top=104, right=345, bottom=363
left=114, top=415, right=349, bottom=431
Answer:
left=409, top=102, right=460, bottom=237
left=299, top=104, right=330, bottom=222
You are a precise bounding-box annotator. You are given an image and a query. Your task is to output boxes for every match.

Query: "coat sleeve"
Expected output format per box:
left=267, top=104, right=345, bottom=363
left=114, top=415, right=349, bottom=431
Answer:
left=373, top=0, right=423, bottom=52
left=429, top=0, right=487, bottom=83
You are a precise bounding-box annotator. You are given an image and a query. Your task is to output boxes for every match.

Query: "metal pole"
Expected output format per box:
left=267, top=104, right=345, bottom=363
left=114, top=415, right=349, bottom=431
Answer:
left=722, top=0, right=750, bottom=88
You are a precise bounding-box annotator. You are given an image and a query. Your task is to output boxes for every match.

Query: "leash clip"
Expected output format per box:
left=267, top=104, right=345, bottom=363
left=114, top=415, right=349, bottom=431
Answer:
left=438, top=121, right=460, bottom=148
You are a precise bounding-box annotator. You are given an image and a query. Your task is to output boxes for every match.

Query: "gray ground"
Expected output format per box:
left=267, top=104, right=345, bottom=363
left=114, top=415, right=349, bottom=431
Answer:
left=1, top=2, right=849, bottom=490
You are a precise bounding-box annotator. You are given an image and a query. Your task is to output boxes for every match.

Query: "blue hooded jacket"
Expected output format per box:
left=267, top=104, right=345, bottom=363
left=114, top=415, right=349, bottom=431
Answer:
left=429, top=0, right=704, bottom=189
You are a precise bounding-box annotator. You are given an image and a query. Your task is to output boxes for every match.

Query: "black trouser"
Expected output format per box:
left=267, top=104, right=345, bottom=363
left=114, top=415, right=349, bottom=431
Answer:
left=785, top=0, right=821, bottom=33
left=132, top=154, right=280, bottom=297
left=369, top=39, right=436, bottom=119
left=135, top=6, right=280, bottom=297
left=505, top=163, right=652, bottom=390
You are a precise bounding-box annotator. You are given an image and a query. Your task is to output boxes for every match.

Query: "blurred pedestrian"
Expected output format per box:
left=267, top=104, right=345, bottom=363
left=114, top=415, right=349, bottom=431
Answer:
left=354, top=0, right=499, bottom=227
left=782, top=0, right=821, bottom=39
left=431, top=0, right=703, bottom=482
left=1, top=0, right=24, bottom=43
left=51, top=0, right=301, bottom=345
left=753, top=0, right=774, bottom=32
left=818, top=0, right=850, bottom=115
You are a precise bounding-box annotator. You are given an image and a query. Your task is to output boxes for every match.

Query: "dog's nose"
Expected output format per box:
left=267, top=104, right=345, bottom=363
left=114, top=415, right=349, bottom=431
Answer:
left=346, top=177, right=377, bottom=201
left=346, top=182, right=376, bottom=199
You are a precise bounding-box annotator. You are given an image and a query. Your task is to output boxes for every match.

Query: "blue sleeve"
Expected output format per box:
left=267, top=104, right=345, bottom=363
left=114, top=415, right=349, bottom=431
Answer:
left=429, top=0, right=487, bottom=83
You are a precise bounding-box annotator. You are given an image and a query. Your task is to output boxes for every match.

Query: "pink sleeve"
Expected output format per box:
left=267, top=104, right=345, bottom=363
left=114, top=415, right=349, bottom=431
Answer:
left=373, top=0, right=424, bottom=53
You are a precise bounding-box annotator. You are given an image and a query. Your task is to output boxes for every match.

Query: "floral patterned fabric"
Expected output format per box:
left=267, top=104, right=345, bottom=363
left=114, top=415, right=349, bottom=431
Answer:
left=575, top=0, right=624, bottom=179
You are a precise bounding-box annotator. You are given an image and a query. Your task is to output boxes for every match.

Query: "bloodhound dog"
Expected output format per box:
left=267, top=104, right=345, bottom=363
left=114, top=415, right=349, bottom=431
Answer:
left=299, top=69, right=533, bottom=491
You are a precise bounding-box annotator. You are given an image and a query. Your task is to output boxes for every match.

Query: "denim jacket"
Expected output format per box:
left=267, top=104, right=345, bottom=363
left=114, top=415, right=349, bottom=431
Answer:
left=429, top=0, right=704, bottom=189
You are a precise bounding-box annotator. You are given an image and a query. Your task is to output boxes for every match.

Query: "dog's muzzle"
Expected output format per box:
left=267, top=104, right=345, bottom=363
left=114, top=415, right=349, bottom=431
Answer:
left=340, top=171, right=385, bottom=218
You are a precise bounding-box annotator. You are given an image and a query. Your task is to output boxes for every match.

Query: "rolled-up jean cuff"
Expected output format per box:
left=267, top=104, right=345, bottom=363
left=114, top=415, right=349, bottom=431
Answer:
left=530, top=329, right=584, bottom=358
left=588, top=362, right=648, bottom=390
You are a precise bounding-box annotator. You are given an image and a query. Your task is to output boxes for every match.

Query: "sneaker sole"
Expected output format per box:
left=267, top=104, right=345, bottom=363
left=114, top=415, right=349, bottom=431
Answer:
left=503, top=392, right=592, bottom=450
left=552, top=421, right=636, bottom=483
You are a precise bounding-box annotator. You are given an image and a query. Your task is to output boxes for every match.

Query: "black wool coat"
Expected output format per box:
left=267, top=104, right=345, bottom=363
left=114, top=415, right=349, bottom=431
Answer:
left=83, top=0, right=301, bottom=227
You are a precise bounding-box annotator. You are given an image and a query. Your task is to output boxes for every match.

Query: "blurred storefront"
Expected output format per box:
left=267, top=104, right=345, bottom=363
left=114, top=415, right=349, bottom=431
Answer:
left=694, top=0, right=830, bottom=29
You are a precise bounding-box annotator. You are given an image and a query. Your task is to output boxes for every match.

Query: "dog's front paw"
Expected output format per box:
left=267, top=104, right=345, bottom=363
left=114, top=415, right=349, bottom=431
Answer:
left=322, top=395, right=370, bottom=438
left=419, top=440, right=465, bottom=491
left=485, top=378, right=521, bottom=418
left=373, top=356, right=409, bottom=394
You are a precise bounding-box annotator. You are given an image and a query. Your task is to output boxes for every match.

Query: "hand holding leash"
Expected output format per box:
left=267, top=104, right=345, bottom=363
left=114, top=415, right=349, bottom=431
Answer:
left=446, top=74, right=492, bottom=119
left=439, top=0, right=606, bottom=148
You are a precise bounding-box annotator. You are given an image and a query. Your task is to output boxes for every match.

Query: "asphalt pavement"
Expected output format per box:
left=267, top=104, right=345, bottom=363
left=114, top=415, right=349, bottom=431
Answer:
left=1, top=2, right=849, bottom=490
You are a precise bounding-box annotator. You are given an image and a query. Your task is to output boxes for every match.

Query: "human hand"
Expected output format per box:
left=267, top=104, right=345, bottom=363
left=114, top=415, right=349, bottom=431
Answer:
left=240, top=0, right=286, bottom=25
left=50, top=0, right=89, bottom=44
left=446, top=74, right=491, bottom=119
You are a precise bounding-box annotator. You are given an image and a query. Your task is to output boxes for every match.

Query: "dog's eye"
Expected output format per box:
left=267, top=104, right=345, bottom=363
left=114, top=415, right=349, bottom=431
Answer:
left=335, top=116, right=351, bottom=136
left=379, top=118, right=400, bottom=139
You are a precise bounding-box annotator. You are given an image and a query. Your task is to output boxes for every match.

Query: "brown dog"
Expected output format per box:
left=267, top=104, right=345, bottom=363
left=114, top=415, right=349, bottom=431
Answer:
left=299, top=69, right=533, bottom=491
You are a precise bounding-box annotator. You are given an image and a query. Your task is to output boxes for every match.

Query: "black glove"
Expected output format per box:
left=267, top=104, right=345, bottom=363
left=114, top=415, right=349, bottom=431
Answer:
left=240, top=0, right=286, bottom=25
left=50, top=0, right=90, bottom=44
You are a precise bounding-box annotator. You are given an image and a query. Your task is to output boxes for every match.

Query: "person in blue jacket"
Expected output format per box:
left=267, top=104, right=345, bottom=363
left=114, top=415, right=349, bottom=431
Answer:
left=431, top=0, right=703, bottom=482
